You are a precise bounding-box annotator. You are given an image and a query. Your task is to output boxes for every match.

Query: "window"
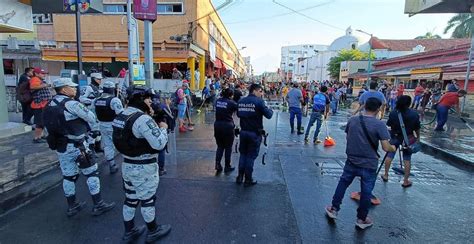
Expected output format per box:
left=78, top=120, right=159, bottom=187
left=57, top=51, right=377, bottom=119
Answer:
left=103, top=4, right=126, bottom=14
left=157, top=3, right=183, bottom=14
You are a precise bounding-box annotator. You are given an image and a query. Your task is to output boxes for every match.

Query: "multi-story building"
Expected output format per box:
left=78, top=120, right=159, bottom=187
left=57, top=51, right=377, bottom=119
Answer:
left=280, top=44, right=328, bottom=80
left=243, top=56, right=252, bottom=81
left=5, top=0, right=246, bottom=90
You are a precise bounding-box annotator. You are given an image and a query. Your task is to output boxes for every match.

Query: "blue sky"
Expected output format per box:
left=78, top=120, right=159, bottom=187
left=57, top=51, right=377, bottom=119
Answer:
left=211, top=0, right=456, bottom=74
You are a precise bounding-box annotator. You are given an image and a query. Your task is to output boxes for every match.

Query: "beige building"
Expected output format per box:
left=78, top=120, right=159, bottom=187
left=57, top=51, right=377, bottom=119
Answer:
left=39, top=0, right=246, bottom=89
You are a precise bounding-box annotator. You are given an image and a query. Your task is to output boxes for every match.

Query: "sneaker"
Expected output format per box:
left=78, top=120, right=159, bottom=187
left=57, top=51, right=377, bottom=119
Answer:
left=325, top=206, right=338, bottom=219
left=66, top=201, right=86, bottom=217
left=224, top=166, right=235, bottom=173
left=314, top=139, right=322, bottom=144
left=186, top=126, right=194, bottom=131
left=304, top=138, right=309, bottom=144
left=92, top=201, right=116, bottom=216
left=146, top=224, right=171, bottom=243
left=159, top=169, right=167, bottom=176
left=123, top=225, right=146, bottom=242
left=179, top=126, right=187, bottom=133
left=355, top=217, right=373, bottom=229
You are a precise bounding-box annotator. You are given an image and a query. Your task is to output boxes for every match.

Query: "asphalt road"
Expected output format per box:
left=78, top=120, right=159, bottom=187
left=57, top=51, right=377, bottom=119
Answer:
left=1, top=109, right=473, bottom=243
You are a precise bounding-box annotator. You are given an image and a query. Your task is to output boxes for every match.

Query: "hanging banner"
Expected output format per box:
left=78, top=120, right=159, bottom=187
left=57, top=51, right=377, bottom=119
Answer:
left=133, top=64, right=146, bottom=85
left=133, top=0, right=157, bottom=22
left=209, top=38, right=216, bottom=62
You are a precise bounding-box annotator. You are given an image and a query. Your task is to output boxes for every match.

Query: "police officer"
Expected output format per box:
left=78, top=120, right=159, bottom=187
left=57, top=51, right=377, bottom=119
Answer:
left=112, top=86, right=171, bottom=242
left=214, top=88, right=238, bottom=173
left=237, top=84, right=273, bottom=186
left=43, top=78, right=115, bottom=217
left=93, top=80, right=123, bottom=174
left=80, top=72, right=104, bottom=153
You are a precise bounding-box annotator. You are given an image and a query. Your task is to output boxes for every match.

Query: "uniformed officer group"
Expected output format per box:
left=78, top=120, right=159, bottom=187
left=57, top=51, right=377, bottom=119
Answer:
left=42, top=75, right=273, bottom=242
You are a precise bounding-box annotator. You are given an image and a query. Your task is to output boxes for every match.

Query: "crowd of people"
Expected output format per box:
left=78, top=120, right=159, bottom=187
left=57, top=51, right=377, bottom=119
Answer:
left=13, top=67, right=470, bottom=237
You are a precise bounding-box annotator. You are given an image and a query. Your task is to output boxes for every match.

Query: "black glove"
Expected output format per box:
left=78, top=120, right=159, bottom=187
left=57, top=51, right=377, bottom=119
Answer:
left=90, top=130, right=101, bottom=139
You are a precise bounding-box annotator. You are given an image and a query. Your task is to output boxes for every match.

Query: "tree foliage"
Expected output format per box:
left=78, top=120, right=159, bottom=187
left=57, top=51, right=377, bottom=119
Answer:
left=444, top=13, right=474, bottom=38
left=327, top=49, right=375, bottom=79
left=415, top=32, right=441, bottom=39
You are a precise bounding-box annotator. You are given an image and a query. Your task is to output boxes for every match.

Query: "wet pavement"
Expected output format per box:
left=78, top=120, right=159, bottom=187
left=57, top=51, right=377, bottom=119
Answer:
left=1, top=108, right=473, bottom=243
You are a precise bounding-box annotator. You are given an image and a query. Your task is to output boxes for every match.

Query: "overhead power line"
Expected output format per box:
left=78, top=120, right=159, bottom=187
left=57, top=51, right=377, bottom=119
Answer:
left=272, top=0, right=344, bottom=31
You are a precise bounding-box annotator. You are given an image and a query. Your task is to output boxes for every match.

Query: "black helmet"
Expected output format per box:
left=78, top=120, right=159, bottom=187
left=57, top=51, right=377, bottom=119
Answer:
left=126, top=85, right=155, bottom=113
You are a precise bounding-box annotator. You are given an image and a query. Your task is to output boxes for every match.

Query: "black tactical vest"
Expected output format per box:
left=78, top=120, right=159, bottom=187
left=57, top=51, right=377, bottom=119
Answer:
left=44, top=97, right=89, bottom=137
left=94, top=97, right=116, bottom=122
left=112, top=111, right=160, bottom=157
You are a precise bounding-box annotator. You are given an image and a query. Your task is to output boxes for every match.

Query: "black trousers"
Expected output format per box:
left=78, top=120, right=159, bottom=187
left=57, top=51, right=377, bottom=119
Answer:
left=21, top=102, right=33, bottom=123
left=214, top=122, right=234, bottom=166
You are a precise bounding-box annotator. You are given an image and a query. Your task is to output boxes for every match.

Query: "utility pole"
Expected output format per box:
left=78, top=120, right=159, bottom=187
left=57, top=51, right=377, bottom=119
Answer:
left=126, top=0, right=133, bottom=85
left=144, top=21, right=153, bottom=87
left=75, top=0, right=83, bottom=75
left=366, top=34, right=373, bottom=85
left=462, top=35, right=474, bottom=113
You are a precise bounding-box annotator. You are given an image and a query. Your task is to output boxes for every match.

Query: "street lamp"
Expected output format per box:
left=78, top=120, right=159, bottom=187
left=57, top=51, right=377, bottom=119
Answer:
left=238, top=46, right=247, bottom=51
left=356, top=29, right=373, bottom=85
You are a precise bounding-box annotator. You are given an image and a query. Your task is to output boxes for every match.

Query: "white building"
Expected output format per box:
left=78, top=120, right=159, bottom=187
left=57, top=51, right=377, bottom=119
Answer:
left=293, top=27, right=365, bottom=82
left=280, top=44, right=328, bottom=80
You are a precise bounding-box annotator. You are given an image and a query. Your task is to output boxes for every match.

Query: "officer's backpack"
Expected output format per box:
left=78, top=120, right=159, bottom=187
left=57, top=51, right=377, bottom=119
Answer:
left=313, top=93, right=326, bottom=111
left=43, top=98, right=71, bottom=151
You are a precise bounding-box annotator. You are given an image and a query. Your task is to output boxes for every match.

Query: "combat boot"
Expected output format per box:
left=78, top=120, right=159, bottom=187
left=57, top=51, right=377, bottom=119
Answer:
left=146, top=224, right=171, bottom=243
left=244, top=172, right=257, bottom=187
left=91, top=193, right=116, bottom=216
left=236, top=169, right=244, bottom=184
left=122, top=220, right=146, bottom=243
left=66, top=195, right=86, bottom=217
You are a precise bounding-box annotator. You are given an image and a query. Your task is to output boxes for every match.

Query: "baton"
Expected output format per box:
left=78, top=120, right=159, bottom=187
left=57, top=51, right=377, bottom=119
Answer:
left=261, top=133, right=269, bottom=165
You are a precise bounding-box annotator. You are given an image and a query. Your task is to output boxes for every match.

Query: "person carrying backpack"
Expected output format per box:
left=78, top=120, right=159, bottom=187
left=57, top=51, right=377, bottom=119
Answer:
left=304, top=86, right=330, bottom=144
left=17, top=67, right=34, bottom=125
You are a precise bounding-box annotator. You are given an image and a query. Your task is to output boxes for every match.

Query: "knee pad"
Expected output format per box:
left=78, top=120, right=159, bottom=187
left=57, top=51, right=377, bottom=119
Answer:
left=124, top=197, right=139, bottom=208
left=83, top=170, right=99, bottom=178
left=63, top=174, right=79, bottom=182
left=141, top=195, right=156, bottom=207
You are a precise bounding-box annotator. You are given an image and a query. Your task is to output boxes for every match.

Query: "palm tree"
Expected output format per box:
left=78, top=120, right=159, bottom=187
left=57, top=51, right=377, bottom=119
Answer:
left=415, top=32, right=442, bottom=39
left=444, top=13, right=474, bottom=38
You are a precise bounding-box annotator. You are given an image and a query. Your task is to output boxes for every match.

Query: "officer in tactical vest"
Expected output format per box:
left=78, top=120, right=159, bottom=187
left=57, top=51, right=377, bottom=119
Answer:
left=93, top=80, right=123, bottom=174
left=80, top=73, right=104, bottom=154
left=43, top=78, right=115, bottom=217
left=237, top=84, right=273, bottom=187
left=112, top=85, right=171, bottom=242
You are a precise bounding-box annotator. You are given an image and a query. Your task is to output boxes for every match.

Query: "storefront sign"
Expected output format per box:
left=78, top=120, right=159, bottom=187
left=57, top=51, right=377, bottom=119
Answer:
left=410, top=73, right=440, bottom=80
left=133, top=64, right=145, bottom=85
left=442, top=72, right=474, bottom=80
left=133, top=0, right=157, bottom=22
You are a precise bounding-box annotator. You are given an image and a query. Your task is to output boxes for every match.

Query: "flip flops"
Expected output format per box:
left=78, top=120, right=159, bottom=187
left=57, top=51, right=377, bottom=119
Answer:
left=402, top=181, right=413, bottom=188
left=380, top=175, right=388, bottom=182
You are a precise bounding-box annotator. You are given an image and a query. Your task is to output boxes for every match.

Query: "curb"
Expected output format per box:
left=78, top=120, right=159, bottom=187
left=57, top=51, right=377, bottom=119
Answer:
left=420, top=140, right=474, bottom=171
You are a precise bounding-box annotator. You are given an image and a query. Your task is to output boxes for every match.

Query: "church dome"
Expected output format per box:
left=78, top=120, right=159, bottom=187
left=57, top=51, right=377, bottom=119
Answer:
left=329, top=26, right=362, bottom=51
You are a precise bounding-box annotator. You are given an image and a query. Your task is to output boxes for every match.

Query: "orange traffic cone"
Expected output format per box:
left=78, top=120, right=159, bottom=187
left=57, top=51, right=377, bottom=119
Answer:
left=323, top=120, right=336, bottom=147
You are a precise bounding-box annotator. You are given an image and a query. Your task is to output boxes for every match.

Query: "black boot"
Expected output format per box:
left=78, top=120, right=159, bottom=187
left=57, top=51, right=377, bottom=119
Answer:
left=146, top=219, right=171, bottom=243
left=66, top=195, right=86, bottom=217
left=122, top=219, right=146, bottom=242
left=224, top=162, right=235, bottom=173
left=236, top=169, right=244, bottom=184
left=297, top=126, right=304, bottom=135
left=95, top=141, right=104, bottom=153
left=215, top=162, right=223, bottom=173
left=244, top=172, right=257, bottom=187
left=91, top=193, right=116, bottom=216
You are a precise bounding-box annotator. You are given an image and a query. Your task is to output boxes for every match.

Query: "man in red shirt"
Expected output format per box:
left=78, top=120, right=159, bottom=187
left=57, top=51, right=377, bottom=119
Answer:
left=397, top=82, right=405, bottom=98
left=435, top=89, right=467, bottom=131
left=411, top=83, right=425, bottom=109
left=30, top=67, right=53, bottom=143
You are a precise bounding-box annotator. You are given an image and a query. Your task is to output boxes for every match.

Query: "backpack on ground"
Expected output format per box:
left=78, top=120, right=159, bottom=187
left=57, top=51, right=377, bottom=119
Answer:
left=17, top=81, right=32, bottom=103
left=313, top=93, right=326, bottom=112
